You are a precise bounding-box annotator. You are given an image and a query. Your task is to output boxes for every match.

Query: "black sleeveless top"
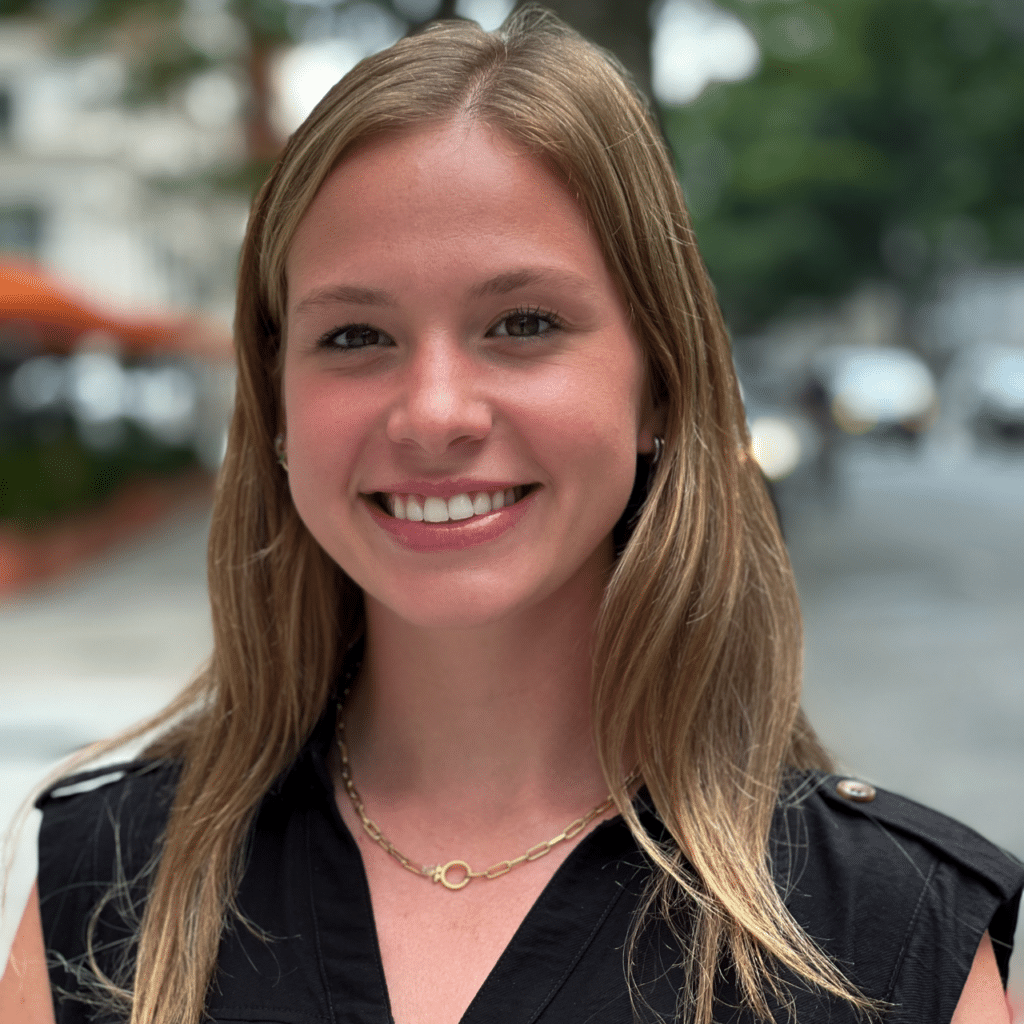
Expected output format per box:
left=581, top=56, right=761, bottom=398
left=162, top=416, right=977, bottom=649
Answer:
left=37, top=706, right=1023, bottom=1024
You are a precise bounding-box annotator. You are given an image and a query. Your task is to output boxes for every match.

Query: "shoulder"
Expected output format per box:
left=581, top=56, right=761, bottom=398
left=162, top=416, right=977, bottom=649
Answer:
left=35, top=760, right=181, bottom=1020
left=35, top=759, right=180, bottom=986
left=36, top=758, right=180, bottom=812
left=36, top=759, right=180, bottom=879
left=772, top=771, right=1024, bottom=1016
left=774, top=771, right=1024, bottom=909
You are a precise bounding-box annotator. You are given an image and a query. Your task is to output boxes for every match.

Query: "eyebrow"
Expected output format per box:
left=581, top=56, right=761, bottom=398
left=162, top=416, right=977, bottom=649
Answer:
left=467, top=268, right=597, bottom=300
left=292, top=268, right=597, bottom=315
left=293, top=285, right=395, bottom=314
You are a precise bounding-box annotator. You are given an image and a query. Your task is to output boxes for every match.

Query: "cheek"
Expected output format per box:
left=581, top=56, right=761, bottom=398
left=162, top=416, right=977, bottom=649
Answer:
left=559, top=346, right=645, bottom=450
left=284, top=364, right=336, bottom=431
left=524, top=360, right=643, bottom=509
left=281, top=367, right=369, bottom=514
left=283, top=363, right=375, bottom=447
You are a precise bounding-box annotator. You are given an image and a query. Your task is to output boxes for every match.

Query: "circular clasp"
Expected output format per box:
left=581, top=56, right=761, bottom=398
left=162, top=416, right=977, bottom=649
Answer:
left=434, top=859, right=473, bottom=890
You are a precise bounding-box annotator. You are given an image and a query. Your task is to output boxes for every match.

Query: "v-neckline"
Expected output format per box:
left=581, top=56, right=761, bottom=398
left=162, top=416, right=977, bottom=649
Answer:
left=305, top=716, right=656, bottom=1024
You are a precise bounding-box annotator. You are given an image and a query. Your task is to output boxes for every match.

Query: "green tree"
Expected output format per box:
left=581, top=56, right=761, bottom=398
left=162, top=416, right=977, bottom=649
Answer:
left=13, top=0, right=1019, bottom=337
left=665, top=0, right=1024, bottom=332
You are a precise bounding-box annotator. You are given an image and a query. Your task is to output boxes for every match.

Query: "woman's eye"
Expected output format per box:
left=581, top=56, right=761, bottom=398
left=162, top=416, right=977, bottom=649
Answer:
left=320, top=325, right=391, bottom=349
left=489, top=309, right=561, bottom=338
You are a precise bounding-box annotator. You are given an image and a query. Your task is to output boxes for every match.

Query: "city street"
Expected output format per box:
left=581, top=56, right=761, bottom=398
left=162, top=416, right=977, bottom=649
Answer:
left=785, top=439, right=1024, bottom=1004
left=788, top=441, right=1024, bottom=859
left=2, top=442, right=1022, bottom=997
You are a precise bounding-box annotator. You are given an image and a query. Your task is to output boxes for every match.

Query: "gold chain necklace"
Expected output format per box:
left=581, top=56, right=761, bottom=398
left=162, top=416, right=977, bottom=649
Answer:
left=335, top=707, right=630, bottom=891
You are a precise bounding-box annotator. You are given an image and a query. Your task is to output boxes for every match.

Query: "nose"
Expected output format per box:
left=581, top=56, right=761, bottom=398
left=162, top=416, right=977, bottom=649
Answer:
left=386, top=335, right=492, bottom=457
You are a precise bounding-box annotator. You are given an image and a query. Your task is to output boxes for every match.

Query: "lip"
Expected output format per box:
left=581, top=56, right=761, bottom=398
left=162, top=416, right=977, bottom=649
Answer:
left=363, top=479, right=528, bottom=500
left=364, top=488, right=537, bottom=552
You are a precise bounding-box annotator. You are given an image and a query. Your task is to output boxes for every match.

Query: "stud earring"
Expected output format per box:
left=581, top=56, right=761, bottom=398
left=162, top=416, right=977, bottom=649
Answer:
left=650, top=436, right=664, bottom=466
left=274, top=433, right=288, bottom=472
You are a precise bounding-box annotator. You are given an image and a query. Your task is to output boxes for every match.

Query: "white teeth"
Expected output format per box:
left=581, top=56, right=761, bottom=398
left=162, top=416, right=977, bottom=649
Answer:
left=447, top=494, right=474, bottom=520
left=423, top=496, right=449, bottom=522
left=383, top=486, right=529, bottom=522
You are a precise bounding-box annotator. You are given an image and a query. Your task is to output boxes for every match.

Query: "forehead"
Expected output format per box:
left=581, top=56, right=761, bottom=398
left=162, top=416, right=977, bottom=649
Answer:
left=283, top=119, right=620, bottom=314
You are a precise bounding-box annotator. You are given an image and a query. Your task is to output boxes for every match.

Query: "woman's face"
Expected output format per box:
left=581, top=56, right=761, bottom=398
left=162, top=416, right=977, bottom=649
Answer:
left=282, top=119, right=658, bottom=629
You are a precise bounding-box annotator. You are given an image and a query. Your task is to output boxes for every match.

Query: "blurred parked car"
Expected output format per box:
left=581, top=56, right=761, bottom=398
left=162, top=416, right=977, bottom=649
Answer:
left=802, top=345, right=939, bottom=442
left=944, top=344, right=1024, bottom=447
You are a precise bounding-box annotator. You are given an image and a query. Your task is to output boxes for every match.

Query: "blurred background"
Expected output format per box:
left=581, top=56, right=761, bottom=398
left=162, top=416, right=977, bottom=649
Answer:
left=1, top=0, right=1022, bottom=1009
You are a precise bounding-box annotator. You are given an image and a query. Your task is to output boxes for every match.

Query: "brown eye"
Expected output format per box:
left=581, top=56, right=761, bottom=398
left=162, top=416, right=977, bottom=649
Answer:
left=490, top=309, right=560, bottom=338
left=324, top=325, right=391, bottom=349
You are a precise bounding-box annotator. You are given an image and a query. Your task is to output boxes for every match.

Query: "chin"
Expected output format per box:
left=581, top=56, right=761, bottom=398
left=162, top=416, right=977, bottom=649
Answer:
left=366, top=579, right=536, bottom=631
left=361, top=555, right=581, bottom=630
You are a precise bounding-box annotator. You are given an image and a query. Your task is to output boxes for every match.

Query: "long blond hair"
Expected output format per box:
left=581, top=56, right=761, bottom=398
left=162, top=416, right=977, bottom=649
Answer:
left=69, top=7, right=874, bottom=1023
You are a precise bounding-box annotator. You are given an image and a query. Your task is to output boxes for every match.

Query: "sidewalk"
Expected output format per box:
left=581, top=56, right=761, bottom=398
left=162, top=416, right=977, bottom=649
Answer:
left=1, top=503, right=213, bottom=962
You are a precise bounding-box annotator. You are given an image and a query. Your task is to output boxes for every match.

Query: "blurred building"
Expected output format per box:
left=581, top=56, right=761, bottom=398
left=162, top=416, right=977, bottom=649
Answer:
left=0, top=17, right=248, bottom=323
left=0, top=15, right=241, bottom=591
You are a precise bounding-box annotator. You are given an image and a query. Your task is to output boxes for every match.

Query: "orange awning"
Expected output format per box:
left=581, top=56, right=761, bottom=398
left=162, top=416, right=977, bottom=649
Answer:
left=0, top=259, right=232, bottom=360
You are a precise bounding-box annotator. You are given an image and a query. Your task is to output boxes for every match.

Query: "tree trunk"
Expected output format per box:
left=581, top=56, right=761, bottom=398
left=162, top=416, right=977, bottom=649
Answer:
left=523, top=0, right=653, bottom=102
left=425, top=0, right=653, bottom=102
left=244, top=40, right=282, bottom=161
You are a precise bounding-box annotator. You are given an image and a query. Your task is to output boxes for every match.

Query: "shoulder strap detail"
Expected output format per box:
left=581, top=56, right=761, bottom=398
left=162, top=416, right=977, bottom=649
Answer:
left=812, top=772, right=1024, bottom=900
left=35, top=758, right=168, bottom=808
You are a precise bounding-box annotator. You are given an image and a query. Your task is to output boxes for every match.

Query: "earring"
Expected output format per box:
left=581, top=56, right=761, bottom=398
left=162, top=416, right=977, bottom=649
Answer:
left=650, top=436, right=664, bottom=466
left=614, top=436, right=665, bottom=557
left=274, top=433, right=288, bottom=472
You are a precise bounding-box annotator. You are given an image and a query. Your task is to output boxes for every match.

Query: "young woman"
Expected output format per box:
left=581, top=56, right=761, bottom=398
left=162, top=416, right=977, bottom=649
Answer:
left=3, top=7, right=1021, bottom=1023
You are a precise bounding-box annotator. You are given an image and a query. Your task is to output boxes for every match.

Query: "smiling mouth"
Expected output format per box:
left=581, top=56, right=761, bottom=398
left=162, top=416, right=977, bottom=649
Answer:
left=370, top=485, right=537, bottom=522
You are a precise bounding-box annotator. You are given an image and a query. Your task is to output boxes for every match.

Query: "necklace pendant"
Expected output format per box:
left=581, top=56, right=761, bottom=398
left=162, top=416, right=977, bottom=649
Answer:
left=432, top=859, right=473, bottom=890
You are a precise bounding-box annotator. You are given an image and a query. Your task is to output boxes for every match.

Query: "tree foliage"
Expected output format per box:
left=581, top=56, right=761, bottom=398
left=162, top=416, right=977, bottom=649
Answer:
left=665, top=0, right=1024, bottom=331
left=7, top=0, right=1021, bottom=333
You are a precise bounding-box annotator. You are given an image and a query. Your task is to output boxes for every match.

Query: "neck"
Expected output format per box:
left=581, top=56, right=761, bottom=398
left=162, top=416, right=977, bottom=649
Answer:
left=343, top=564, right=611, bottom=817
